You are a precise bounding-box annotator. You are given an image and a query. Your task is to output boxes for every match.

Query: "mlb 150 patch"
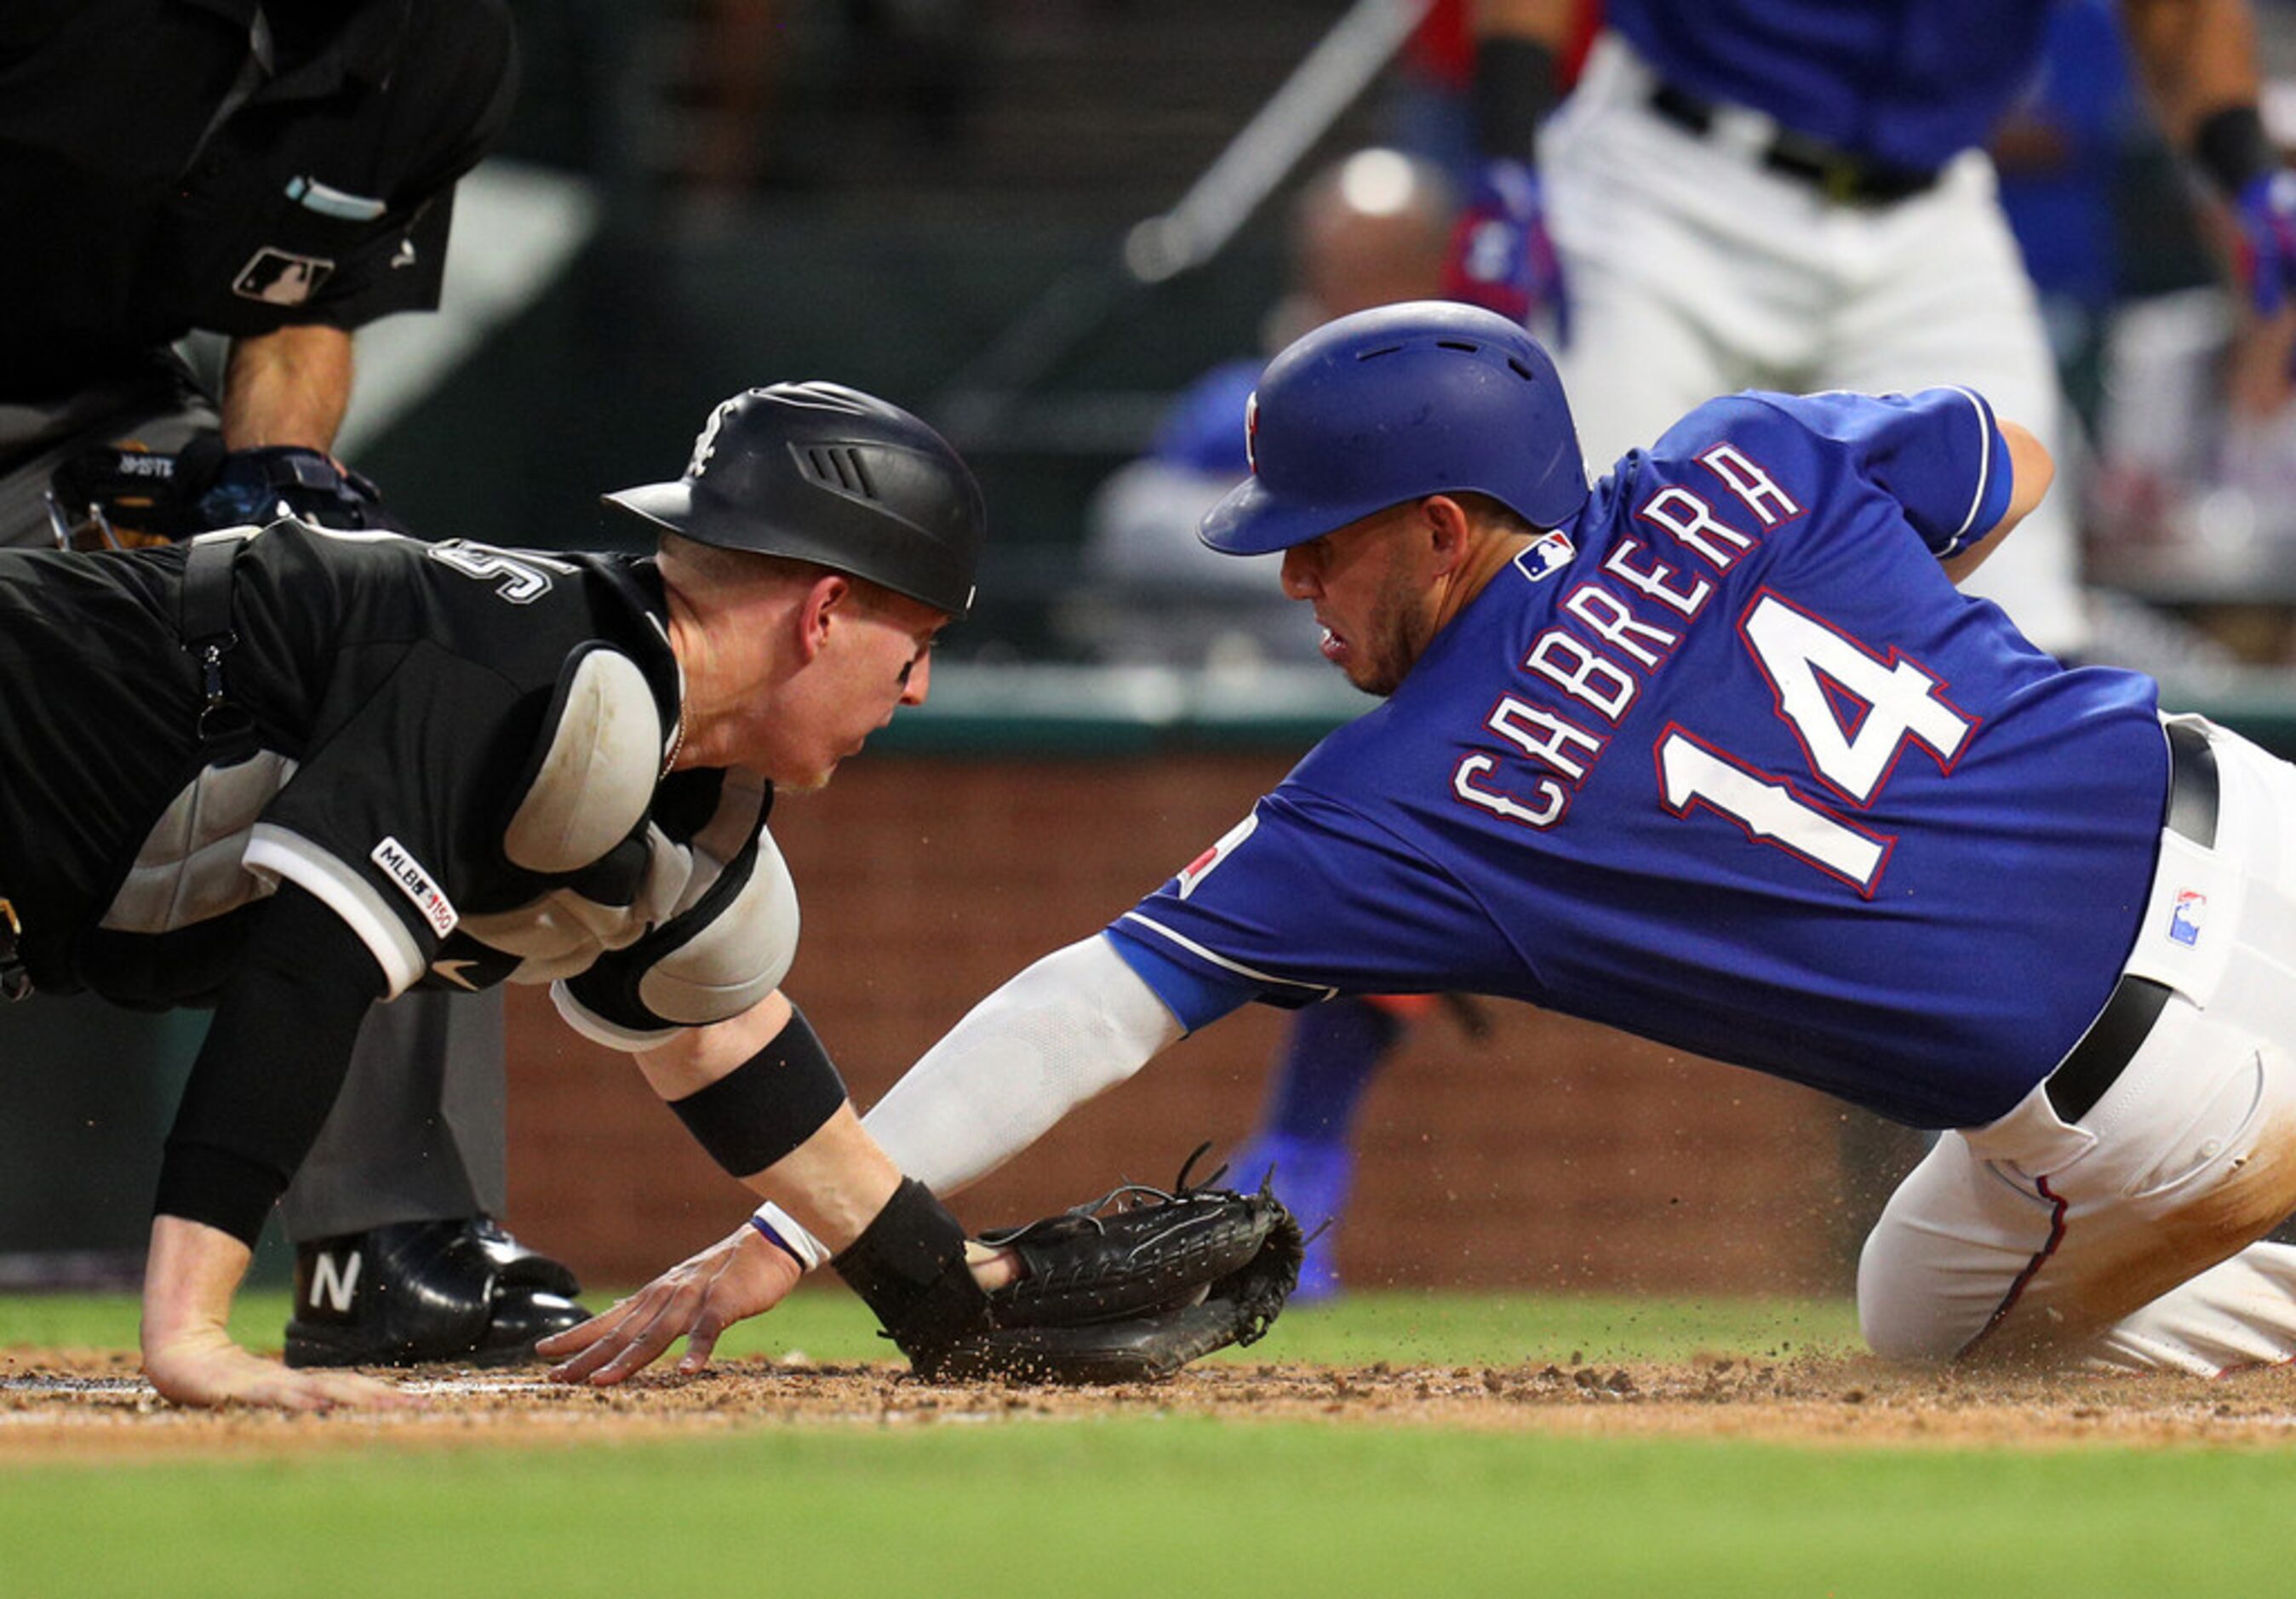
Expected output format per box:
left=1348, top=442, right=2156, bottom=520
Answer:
left=372, top=837, right=458, bottom=937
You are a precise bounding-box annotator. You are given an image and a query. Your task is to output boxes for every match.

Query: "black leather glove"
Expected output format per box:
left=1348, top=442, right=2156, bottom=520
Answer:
left=49, top=433, right=403, bottom=547
left=181, top=436, right=401, bottom=533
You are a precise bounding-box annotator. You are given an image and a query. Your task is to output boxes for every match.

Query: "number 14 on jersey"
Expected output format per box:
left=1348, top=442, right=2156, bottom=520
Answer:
left=1657, top=593, right=1974, bottom=895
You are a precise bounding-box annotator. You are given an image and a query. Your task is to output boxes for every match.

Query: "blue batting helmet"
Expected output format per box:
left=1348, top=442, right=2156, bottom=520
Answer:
left=1200, top=301, right=1588, bottom=556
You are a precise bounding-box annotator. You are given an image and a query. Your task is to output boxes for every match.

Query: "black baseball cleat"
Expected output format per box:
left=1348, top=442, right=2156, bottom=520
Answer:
left=283, top=1216, right=589, bottom=1369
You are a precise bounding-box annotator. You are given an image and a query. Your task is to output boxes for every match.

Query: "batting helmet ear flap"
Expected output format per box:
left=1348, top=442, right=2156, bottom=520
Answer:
left=604, top=383, right=988, bottom=616
left=1201, top=301, right=1589, bottom=557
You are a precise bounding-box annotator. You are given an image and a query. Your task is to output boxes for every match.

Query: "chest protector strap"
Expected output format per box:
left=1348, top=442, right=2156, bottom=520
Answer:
left=177, top=533, right=254, bottom=754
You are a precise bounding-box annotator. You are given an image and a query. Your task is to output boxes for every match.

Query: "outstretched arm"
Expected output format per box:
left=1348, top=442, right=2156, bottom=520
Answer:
left=541, top=937, right=1186, bottom=1384
left=2120, top=0, right=2296, bottom=412
left=542, top=989, right=891, bottom=1384
left=864, top=935, right=1185, bottom=1194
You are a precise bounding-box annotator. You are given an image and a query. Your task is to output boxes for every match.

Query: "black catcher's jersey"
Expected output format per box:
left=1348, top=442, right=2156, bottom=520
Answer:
left=0, top=519, right=785, bottom=1040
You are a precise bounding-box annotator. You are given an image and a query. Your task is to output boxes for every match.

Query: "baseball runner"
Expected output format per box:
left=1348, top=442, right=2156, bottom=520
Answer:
left=553, top=302, right=2296, bottom=1383
left=0, top=384, right=998, bottom=1407
left=0, top=0, right=587, bottom=1368
left=1456, top=0, right=2296, bottom=662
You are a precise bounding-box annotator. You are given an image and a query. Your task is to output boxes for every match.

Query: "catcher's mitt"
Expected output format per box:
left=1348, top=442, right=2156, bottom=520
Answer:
left=913, top=1145, right=1304, bottom=1385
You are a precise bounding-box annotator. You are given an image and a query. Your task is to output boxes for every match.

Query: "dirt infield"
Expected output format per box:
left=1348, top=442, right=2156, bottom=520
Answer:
left=8, top=1346, right=2296, bottom=1457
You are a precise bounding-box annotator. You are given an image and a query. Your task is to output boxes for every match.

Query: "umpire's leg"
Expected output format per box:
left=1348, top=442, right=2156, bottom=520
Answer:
left=280, top=989, right=504, bottom=1236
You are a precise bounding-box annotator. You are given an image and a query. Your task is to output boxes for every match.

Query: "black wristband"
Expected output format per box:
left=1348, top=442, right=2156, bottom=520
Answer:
left=154, top=1142, right=287, bottom=1247
left=1473, top=34, right=1561, bottom=162
left=667, top=1008, right=848, bottom=1178
left=831, top=1178, right=992, bottom=1348
left=2194, top=104, right=2278, bottom=198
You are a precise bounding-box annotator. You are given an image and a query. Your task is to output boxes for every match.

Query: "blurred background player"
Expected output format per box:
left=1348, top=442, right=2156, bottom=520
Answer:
left=1449, top=0, right=2296, bottom=666
left=1078, top=147, right=1491, bottom=1300
left=0, top=0, right=584, bottom=1366
left=1081, top=147, right=1460, bottom=669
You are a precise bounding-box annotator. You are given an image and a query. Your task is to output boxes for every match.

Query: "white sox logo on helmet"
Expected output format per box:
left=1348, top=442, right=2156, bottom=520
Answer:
left=688, top=399, right=737, bottom=478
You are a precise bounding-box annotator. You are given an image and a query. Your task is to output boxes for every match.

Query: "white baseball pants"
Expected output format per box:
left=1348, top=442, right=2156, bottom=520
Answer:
left=1860, top=716, right=2296, bottom=1374
left=1539, top=32, right=2087, bottom=656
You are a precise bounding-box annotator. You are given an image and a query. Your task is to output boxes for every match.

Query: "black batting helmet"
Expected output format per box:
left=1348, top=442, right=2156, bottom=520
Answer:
left=604, top=382, right=988, bottom=616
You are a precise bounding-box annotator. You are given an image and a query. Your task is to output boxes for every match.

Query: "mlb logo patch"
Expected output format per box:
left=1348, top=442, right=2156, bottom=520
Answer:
left=1513, top=532, right=1575, bottom=583
left=372, top=837, right=458, bottom=937
left=2168, top=888, right=2206, bottom=948
left=233, top=247, right=335, bottom=306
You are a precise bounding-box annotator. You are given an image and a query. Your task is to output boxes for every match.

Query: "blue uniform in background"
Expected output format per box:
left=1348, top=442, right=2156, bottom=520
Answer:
left=1540, top=0, right=2094, bottom=656
left=1603, top=0, right=2058, bottom=171
left=1993, top=0, right=2139, bottom=314
left=1108, top=387, right=2166, bottom=1127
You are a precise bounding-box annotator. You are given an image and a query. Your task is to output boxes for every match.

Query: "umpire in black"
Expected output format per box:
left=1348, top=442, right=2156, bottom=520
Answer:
left=0, top=3, right=587, bottom=1370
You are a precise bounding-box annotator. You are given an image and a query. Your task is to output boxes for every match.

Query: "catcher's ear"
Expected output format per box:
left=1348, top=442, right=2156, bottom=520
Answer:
left=794, top=572, right=855, bottom=662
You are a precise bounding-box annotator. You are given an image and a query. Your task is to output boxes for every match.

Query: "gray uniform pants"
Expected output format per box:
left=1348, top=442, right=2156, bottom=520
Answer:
left=3, top=377, right=508, bottom=1242
left=279, top=990, right=507, bottom=1237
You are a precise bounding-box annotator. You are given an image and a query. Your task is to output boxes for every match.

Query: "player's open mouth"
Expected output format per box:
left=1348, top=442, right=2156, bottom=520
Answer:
left=1318, top=625, right=1346, bottom=664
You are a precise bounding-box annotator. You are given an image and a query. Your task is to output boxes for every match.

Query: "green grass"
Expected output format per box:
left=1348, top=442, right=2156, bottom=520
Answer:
left=4, top=1290, right=2292, bottom=1599
left=5, top=1415, right=2296, bottom=1597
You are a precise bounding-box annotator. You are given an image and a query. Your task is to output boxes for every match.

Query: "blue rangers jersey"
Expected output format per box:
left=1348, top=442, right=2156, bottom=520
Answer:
left=1606, top=0, right=2058, bottom=174
left=1107, top=387, right=2168, bottom=1128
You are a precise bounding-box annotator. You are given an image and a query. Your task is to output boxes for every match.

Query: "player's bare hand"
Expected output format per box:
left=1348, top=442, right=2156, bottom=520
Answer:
left=540, top=1224, right=802, bottom=1387
left=140, top=1212, right=413, bottom=1409
left=141, top=1322, right=410, bottom=1412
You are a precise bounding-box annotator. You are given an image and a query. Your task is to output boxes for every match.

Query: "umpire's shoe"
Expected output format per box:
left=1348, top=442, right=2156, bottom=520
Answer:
left=283, top=1217, right=588, bottom=1368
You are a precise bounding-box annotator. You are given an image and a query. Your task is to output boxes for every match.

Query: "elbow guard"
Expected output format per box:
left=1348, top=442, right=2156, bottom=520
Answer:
left=553, top=822, right=799, bottom=1050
